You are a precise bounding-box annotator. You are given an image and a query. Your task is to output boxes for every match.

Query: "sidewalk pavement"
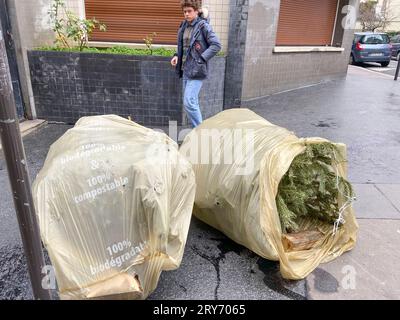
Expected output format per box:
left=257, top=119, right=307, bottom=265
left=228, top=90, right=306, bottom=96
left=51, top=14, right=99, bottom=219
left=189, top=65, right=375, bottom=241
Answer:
left=306, top=183, right=400, bottom=299
left=306, top=219, right=400, bottom=299
left=0, top=119, right=46, bottom=152
left=248, top=65, right=400, bottom=299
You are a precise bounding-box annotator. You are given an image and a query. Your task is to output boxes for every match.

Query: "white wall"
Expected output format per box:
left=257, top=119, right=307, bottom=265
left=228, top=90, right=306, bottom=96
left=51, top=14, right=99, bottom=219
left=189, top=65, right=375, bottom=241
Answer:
left=8, top=0, right=53, bottom=119
left=8, top=0, right=83, bottom=119
left=202, top=0, right=231, bottom=51
left=386, top=0, right=400, bottom=31
left=356, top=0, right=400, bottom=32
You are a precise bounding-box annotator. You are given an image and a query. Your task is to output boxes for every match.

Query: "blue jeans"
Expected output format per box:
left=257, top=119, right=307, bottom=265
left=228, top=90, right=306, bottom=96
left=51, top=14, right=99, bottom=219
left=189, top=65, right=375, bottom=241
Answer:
left=183, top=78, right=203, bottom=127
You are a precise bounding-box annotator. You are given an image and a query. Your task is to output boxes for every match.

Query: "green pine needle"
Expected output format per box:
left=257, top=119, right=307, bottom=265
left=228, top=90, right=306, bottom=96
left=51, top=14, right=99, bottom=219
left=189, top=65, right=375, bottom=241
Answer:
left=276, top=142, right=355, bottom=233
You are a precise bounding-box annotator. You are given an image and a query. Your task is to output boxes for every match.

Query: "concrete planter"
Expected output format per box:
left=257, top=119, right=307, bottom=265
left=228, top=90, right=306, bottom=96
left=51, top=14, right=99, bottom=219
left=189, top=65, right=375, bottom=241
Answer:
left=28, top=50, right=226, bottom=126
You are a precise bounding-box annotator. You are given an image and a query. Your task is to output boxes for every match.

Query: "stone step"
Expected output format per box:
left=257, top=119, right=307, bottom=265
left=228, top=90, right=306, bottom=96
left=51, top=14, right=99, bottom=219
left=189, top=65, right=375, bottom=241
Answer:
left=0, top=119, right=47, bottom=151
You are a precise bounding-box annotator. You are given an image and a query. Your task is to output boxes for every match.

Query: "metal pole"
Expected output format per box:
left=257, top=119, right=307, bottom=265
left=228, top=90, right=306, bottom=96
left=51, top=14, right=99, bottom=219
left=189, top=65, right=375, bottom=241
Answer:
left=0, top=21, right=51, bottom=300
left=395, top=58, right=400, bottom=81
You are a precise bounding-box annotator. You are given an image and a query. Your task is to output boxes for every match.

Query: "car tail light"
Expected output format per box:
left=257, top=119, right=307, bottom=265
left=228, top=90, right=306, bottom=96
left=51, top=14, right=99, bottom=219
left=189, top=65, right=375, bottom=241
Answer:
left=389, top=43, right=393, bottom=50
left=356, top=42, right=364, bottom=51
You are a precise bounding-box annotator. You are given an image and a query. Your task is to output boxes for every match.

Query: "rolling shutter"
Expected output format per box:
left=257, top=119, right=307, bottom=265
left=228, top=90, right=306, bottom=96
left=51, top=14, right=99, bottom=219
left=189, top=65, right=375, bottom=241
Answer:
left=276, top=0, right=339, bottom=46
left=85, top=0, right=184, bottom=44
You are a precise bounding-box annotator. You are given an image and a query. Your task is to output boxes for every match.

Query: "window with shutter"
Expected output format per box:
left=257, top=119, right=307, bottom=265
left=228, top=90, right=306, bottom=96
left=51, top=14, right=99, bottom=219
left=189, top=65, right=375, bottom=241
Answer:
left=85, top=0, right=184, bottom=45
left=276, top=0, right=339, bottom=46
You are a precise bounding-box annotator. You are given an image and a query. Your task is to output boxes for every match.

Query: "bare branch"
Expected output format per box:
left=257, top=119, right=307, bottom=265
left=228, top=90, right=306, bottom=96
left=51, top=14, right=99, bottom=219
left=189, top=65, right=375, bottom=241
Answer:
left=359, top=0, right=396, bottom=31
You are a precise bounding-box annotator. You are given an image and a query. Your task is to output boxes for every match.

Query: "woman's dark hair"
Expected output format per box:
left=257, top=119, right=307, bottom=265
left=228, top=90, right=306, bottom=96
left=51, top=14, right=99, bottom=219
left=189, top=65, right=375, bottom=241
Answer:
left=180, top=0, right=201, bottom=11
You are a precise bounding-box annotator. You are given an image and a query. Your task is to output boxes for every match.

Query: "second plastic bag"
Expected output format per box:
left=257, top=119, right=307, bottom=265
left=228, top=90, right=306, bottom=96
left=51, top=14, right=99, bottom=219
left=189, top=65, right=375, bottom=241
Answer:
left=180, top=109, right=358, bottom=279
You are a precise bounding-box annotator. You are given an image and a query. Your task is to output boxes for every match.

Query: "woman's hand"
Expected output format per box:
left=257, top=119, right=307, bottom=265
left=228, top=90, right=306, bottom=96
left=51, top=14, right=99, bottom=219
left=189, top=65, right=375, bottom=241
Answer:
left=171, top=56, right=178, bottom=66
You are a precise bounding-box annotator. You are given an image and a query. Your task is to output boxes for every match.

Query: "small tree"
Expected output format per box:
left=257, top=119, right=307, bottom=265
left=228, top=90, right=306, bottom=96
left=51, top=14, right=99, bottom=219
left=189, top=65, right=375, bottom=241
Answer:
left=359, top=0, right=397, bottom=32
left=143, top=32, right=157, bottom=55
left=49, top=0, right=106, bottom=51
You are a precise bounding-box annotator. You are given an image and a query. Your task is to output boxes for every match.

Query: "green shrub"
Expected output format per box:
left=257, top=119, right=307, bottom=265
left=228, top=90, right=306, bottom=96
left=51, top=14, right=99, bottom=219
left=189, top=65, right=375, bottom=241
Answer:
left=37, top=44, right=227, bottom=58
left=37, top=46, right=177, bottom=57
left=49, top=0, right=106, bottom=51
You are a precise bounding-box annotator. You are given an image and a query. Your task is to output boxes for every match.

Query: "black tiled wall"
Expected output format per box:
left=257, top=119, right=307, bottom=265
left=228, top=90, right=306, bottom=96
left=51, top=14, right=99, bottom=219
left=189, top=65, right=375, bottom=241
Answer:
left=223, top=0, right=249, bottom=109
left=28, top=51, right=226, bottom=126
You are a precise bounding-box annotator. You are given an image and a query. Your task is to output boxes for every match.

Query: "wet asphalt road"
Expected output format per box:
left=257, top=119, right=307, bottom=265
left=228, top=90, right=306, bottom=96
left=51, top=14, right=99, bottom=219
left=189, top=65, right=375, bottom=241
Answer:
left=1, top=65, right=399, bottom=299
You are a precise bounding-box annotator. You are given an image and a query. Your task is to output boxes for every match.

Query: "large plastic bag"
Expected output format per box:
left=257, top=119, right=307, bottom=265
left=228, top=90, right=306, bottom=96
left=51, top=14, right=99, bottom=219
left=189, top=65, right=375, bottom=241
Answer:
left=179, top=109, right=358, bottom=279
left=33, top=115, right=196, bottom=299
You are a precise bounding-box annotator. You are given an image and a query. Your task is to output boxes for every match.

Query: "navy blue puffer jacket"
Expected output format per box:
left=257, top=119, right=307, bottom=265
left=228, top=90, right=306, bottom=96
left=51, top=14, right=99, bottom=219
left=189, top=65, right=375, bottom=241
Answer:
left=174, top=16, right=222, bottom=80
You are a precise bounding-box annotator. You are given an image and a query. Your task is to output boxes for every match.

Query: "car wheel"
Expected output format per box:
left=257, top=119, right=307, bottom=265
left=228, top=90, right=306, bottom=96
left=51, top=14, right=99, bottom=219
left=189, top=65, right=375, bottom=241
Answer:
left=380, top=61, right=390, bottom=67
left=349, top=54, right=355, bottom=65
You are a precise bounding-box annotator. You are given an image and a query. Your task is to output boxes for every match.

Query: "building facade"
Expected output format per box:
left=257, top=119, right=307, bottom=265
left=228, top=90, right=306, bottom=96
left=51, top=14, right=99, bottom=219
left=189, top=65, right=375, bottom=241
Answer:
left=225, top=0, right=358, bottom=108
left=388, top=0, right=400, bottom=31
left=356, top=0, right=400, bottom=32
left=377, top=0, right=400, bottom=32
left=5, top=0, right=359, bottom=121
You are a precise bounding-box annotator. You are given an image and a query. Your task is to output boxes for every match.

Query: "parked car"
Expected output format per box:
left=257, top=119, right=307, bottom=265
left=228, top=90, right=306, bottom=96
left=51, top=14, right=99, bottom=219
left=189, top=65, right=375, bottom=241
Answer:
left=390, top=34, right=400, bottom=61
left=350, top=32, right=392, bottom=67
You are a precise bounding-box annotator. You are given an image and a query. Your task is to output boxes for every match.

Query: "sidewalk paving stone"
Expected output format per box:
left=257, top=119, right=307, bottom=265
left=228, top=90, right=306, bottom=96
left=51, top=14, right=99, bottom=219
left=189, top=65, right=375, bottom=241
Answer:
left=306, top=219, right=400, bottom=300
left=352, top=184, right=400, bottom=219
